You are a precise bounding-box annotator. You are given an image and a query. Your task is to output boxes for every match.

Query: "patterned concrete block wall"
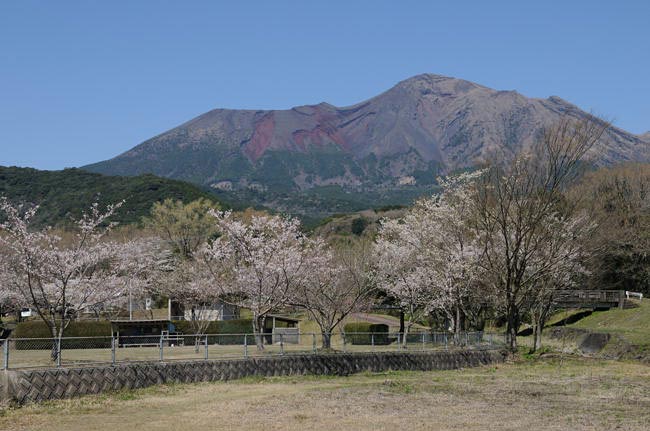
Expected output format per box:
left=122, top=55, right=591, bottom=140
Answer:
left=1, top=350, right=504, bottom=405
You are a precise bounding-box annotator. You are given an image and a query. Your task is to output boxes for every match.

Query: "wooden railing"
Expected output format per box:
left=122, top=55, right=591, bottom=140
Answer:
left=552, top=290, right=625, bottom=309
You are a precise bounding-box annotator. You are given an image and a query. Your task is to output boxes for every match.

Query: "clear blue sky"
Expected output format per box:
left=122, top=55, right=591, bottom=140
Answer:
left=1, top=1, right=648, bottom=170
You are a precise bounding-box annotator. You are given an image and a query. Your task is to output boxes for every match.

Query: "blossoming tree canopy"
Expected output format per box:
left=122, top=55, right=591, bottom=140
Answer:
left=0, top=198, right=155, bottom=361
left=201, top=211, right=308, bottom=350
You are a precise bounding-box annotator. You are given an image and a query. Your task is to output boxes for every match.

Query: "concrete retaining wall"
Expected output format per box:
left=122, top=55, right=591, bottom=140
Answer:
left=1, top=349, right=504, bottom=405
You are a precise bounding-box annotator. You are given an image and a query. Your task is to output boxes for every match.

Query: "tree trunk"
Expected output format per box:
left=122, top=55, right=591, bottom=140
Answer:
left=532, top=322, right=543, bottom=353
left=455, top=302, right=462, bottom=345
left=252, top=314, right=265, bottom=351
left=402, top=324, right=410, bottom=349
left=505, top=311, right=518, bottom=351
left=321, top=331, right=332, bottom=349
left=531, top=297, right=553, bottom=353
left=530, top=310, right=548, bottom=353
left=50, top=322, right=62, bottom=363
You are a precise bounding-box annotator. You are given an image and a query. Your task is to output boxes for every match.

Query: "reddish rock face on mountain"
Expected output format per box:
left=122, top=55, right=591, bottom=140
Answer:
left=84, top=74, right=650, bottom=216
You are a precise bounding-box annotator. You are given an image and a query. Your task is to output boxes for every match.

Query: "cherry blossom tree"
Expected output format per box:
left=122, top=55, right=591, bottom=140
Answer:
left=0, top=256, right=24, bottom=324
left=201, top=211, right=307, bottom=351
left=422, top=173, right=484, bottom=342
left=375, top=171, right=484, bottom=346
left=292, top=238, right=376, bottom=350
left=0, top=198, right=152, bottom=362
left=524, top=212, right=595, bottom=352
left=374, top=215, right=436, bottom=346
left=156, top=257, right=224, bottom=350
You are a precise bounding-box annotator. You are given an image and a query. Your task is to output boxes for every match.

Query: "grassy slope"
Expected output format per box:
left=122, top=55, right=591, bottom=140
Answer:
left=568, top=299, right=650, bottom=345
left=0, top=166, right=223, bottom=226
left=3, top=357, right=650, bottom=431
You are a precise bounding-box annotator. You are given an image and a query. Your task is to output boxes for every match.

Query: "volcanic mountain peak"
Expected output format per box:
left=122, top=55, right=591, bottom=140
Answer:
left=84, top=73, right=650, bottom=218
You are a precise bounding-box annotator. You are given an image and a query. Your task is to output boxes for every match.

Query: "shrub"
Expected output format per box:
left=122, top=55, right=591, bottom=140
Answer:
left=351, top=217, right=369, bottom=236
left=171, top=319, right=253, bottom=345
left=344, top=322, right=389, bottom=345
left=12, top=319, right=255, bottom=349
left=13, top=320, right=112, bottom=349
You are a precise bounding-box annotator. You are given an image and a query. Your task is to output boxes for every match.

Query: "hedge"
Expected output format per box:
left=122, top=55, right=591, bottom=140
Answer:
left=12, top=319, right=257, bottom=349
left=13, top=320, right=112, bottom=349
left=172, top=319, right=253, bottom=344
left=343, top=322, right=390, bottom=345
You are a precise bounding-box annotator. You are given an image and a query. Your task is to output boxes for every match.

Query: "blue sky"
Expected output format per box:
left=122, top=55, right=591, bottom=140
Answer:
left=1, top=1, right=649, bottom=170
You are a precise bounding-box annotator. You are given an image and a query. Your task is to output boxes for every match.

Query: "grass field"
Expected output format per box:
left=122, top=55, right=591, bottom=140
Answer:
left=2, top=355, right=649, bottom=431
left=569, top=299, right=650, bottom=345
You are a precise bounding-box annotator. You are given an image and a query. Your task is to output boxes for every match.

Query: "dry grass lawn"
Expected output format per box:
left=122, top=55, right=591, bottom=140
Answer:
left=2, top=355, right=649, bottom=431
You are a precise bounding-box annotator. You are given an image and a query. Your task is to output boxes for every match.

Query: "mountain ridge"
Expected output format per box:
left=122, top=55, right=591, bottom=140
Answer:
left=84, top=73, right=650, bottom=217
left=0, top=166, right=225, bottom=227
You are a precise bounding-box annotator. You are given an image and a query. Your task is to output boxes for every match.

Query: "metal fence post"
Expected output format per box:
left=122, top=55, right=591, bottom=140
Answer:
left=444, top=333, right=448, bottom=350
left=342, top=333, right=347, bottom=353
left=421, top=332, right=425, bottom=351
left=111, top=336, right=116, bottom=366
left=280, top=333, right=284, bottom=355
left=204, top=335, right=209, bottom=360
left=371, top=333, right=375, bottom=351
left=312, top=333, right=316, bottom=353
left=396, top=333, right=401, bottom=351
left=3, top=339, right=8, bottom=370
left=244, top=334, right=248, bottom=358
left=159, top=334, right=164, bottom=362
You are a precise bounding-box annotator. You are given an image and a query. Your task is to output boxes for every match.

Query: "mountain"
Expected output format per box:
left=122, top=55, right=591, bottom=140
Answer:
left=641, top=132, right=650, bottom=142
left=84, top=74, right=650, bottom=217
left=0, top=166, right=223, bottom=227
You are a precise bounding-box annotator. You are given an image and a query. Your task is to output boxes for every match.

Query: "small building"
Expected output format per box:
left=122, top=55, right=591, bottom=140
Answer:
left=264, top=314, right=300, bottom=344
left=183, top=301, right=240, bottom=321
left=110, top=319, right=173, bottom=346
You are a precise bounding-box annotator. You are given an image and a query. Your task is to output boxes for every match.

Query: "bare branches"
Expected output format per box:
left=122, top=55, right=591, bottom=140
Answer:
left=472, top=116, right=606, bottom=350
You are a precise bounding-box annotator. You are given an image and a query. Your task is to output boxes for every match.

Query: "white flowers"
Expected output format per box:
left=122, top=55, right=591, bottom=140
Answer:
left=375, top=172, right=483, bottom=338
left=0, top=198, right=155, bottom=345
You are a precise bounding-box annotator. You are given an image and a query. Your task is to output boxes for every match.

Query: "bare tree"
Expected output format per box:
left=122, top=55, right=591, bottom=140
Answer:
left=472, top=117, right=608, bottom=351
left=570, top=163, right=650, bottom=294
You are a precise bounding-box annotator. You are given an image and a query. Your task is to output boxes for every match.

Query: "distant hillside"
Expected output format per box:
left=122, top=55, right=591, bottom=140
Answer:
left=0, top=166, right=224, bottom=227
left=311, top=207, right=406, bottom=237
left=85, top=73, right=649, bottom=219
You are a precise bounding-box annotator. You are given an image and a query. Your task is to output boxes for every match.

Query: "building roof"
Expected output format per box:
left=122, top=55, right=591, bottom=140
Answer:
left=110, top=319, right=170, bottom=324
left=266, top=314, right=301, bottom=323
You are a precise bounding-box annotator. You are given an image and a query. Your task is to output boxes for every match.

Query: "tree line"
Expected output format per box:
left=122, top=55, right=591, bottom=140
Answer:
left=1, top=116, right=648, bottom=361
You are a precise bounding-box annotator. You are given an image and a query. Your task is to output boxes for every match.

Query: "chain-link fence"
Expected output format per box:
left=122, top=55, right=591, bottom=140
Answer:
left=0, top=331, right=506, bottom=370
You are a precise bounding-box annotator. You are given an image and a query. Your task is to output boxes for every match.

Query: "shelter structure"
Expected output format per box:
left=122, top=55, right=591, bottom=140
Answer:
left=264, top=314, right=300, bottom=344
